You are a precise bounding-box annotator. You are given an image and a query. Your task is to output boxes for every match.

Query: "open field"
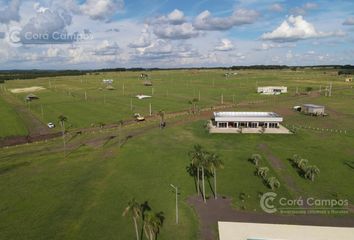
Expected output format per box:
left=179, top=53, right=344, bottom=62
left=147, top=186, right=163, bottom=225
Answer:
left=0, top=95, right=28, bottom=138
left=0, top=69, right=353, bottom=239
left=1, top=69, right=352, bottom=135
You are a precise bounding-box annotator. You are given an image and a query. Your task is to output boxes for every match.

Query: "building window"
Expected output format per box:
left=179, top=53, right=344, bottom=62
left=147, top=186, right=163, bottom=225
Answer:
left=249, top=122, right=258, bottom=128
left=269, top=123, right=278, bottom=128
left=218, top=122, right=227, bottom=128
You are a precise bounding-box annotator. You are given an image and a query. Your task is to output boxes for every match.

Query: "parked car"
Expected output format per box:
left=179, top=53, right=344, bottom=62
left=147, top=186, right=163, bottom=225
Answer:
left=47, top=122, right=55, bottom=129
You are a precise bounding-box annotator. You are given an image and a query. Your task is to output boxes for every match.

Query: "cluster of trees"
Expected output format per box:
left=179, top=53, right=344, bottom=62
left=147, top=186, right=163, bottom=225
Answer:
left=0, top=70, right=85, bottom=81
left=250, top=154, right=280, bottom=190
left=187, top=145, right=224, bottom=203
left=338, top=70, right=354, bottom=75
left=123, top=199, right=164, bottom=240
left=291, top=155, right=320, bottom=181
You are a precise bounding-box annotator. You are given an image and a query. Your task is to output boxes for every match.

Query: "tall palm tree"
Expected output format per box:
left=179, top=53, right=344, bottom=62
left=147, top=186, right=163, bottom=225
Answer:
left=188, top=98, right=199, bottom=114
left=158, top=110, right=165, bottom=128
left=58, top=115, right=67, bottom=155
left=208, top=153, right=224, bottom=199
left=199, top=151, right=210, bottom=203
left=251, top=154, right=262, bottom=166
left=305, top=165, right=320, bottom=181
left=118, top=120, right=124, bottom=148
left=256, top=167, right=269, bottom=179
left=188, top=145, right=204, bottom=196
left=143, top=211, right=164, bottom=240
left=267, top=177, right=280, bottom=190
left=122, top=198, right=142, bottom=240
left=297, top=158, right=308, bottom=171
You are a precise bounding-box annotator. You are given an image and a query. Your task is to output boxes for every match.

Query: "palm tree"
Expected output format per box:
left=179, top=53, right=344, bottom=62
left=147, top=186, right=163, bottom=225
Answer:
left=256, top=167, right=269, bottom=179
left=297, top=158, right=308, bottom=170
left=158, top=110, right=165, bottom=128
left=118, top=120, right=124, bottom=148
left=58, top=115, right=67, bottom=155
left=188, top=145, right=204, bottom=196
left=208, top=153, right=224, bottom=199
left=251, top=154, right=262, bottom=166
left=122, top=198, right=142, bottom=240
left=292, top=154, right=301, bottom=163
left=267, top=177, right=281, bottom=190
left=305, top=165, right=320, bottom=181
left=143, top=211, right=164, bottom=240
left=188, top=98, right=199, bottom=114
left=199, top=151, right=210, bottom=203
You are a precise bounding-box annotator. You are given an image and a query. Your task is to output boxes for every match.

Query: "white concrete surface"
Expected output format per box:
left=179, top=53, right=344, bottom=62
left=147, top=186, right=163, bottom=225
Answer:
left=218, top=222, right=354, bottom=240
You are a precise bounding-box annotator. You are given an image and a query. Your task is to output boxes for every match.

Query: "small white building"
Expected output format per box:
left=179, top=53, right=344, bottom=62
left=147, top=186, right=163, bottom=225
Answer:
left=302, top=104, right=325, bottom=116
left=210, top=112, right=290, bottom=134
left=257, top=86, right=287, bottom=95
left=102, top=79, right=114, bottom=84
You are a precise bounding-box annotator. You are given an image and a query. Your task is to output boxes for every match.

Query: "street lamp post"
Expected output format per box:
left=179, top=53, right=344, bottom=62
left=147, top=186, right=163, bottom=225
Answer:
left=170, top=184, right=179, bottom=224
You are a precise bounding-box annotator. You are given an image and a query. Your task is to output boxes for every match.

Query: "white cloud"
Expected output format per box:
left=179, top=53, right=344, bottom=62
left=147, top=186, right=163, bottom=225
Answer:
left=166, top=9, right=186, bottom=25
left=261, top=15, right=340, bottom=42
left=20, top=8, right=74, bottom=44
left=270, top=3, right=284, bottom=12
left=290, top=2, right=318, bottom=15
left=0, top=0, right=21, bottom=24
left=343, top=16, right=354, bottom=26
left=153, top=22, right=199, bottom=40
left=215, top=39, right=234, bottom=51
left=194, top=8, right=259, bottom=31
left=128, top=26, right=152, bottom=48
left=80, top=0, right=124, bottom=20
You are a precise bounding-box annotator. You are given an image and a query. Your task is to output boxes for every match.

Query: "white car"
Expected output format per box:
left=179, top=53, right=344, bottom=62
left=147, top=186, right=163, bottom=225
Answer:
left=47, top=122, right=55, bottom=129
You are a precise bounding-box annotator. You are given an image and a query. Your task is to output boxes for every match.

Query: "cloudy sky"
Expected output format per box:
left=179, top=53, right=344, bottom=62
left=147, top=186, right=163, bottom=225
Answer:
left=0, top=0, right=354, bottom=69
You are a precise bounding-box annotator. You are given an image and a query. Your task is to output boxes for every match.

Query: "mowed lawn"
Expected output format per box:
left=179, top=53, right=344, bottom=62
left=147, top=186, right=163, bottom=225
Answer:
left=2, top=69, right=351, bottom=132
left=0, top=94, right=28, bottom=138
left=0, top=69, right=353, bottom=239
left=0, top=108, right=353, bottom=240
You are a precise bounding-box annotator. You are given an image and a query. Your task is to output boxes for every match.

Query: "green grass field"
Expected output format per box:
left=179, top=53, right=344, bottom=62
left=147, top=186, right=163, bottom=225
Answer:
left=0, top=95, right=28, bottom=137
left=1, top=69, right=352, bottom=132
left=0, top=69, right=353, bottom=239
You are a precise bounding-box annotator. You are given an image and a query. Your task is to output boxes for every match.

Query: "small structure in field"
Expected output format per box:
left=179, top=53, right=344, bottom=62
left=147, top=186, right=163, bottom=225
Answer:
left=136, top=94, right=152, bottom=100
left=345, top=77, right=352, bottom=82
left=143, top=80, right=153, bottom=86
left=25, top=93, right=39, bottom=102
left=140, top=73, right=153, bottom=86
left=106, top=85, right=115, bottom=90
left=102, top=79, right=114, bottom=84
left=302, top=104, right=325, bottom=116
left=209, top=112, right=291, bottom=134
left=257, top=86, right=287, bottom=95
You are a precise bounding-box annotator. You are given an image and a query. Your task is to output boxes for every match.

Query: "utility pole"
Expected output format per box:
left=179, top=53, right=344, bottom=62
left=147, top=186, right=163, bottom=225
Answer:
left=41, top=105, right=44, bottom=119
left=170, top=184, right=179, bottom=225
left=329, top=82, right=332, bottom=97
left=149, top=103, right=152, bottom=116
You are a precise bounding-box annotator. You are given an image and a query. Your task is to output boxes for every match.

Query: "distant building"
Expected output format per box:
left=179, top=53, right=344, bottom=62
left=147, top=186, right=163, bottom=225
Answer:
left=102, top=79, right=113, bottom=84
left=209, top=112, right=291, bottom=134
left=257, top=86, right=287, bottom=95
left=302, top=104, right=325, bottom=116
